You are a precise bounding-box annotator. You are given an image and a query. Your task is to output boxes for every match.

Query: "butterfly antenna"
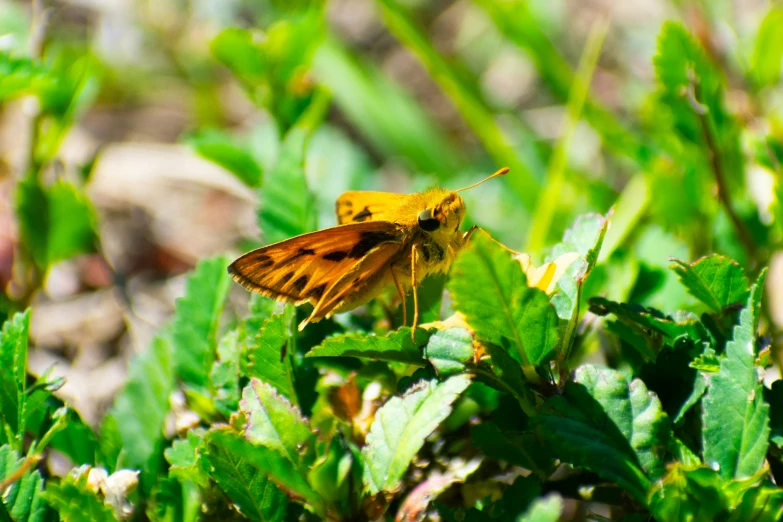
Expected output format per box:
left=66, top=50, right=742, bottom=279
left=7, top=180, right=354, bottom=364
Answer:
left=455, top=167, right=509, bottom=193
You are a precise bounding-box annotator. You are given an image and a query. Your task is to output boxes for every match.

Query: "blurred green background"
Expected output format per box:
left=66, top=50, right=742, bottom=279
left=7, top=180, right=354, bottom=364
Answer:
left=1, top=0, right=782, bottom=427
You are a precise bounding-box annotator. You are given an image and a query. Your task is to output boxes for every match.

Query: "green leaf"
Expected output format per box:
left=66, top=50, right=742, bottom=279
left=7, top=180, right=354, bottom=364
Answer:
left=211, top=29, right=267, bottom=86
left=172, top=256, right=232, bottom=391
left=690, top=348, right=720, bottom=373
left=0, top=446, right=46, bottom=522
left=648, top=465, right=728, bottom=522
left=670, top=255, right=749, bottom=313
left=199, top=432, right=289, bottom=521
left=727, top=483, right=783, bottom=522
left=246, top=307, right=297, bottom=401
left=211, top=19, right=323, bottom=130
left=590, top=297, right=707, bottom=348
left=515, top=494, right=562, bottom=522
left=42, top=468, right=118, bottom=522
left=258, top=128, right=317, bottom=244
left=548, top=213, right=608, bottom=317
left=702, top=273, right=770, bottom=481
left=0, top=311, right=29, bottom=443
left=241, top=379, right=315, bottom=468
left=500, top=475, right=542, bottom=518
left=751, top=8, right=783, bottom=88
left=654, top=22, right=743, bottom=194
left=449, top=234, right=560, bottom=367
left=424, top=328, right=474, bottom=376
left=534, top=365, right=671, bottom=502
left=16, top=175, right=50, bottom=270
left=548, top=213, right=608, bottom=359
left=16, top=177, right=97, bottom=271
left=202, top=428, right=320, bottom=516
left=0, top=54, right=49, bottom=101
left=307, top=436, right=359, bottom=517
left=471, top=423, right=552, bottom=478
left=306, top=327, right=429, bottom=365
left=110, top=335, right=174, bottom=483
left=164, top=429, right=208, bottom=488
left=46, top=181, right=97, bottom=265
left=362, top=374, right=471, bottom=494
left=186, top=129, right=262, bottom=187
left=210, top=330, right=242, bottom=418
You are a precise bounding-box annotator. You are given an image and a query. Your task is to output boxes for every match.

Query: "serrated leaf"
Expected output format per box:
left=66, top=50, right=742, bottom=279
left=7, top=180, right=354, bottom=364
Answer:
left=172, top=256, right=232, bottom=391
left=592, top=298, right=706, bottom=340
left=670, top=255, right=749, bottom=313
left=362, top=375, right=471, bottom=494
left=690, top=348, right=720, bottom=372
left=202, top=428, right=321, bottom=516
left=110, top=335, right=174, bottom=483
left=246, top=307, right=297, bottom=401
left=42, top=468, right=118, bottom=522
left=449, top=235, right=559, bottom=367
left=702, top=273, right=770, bottom=480
left=534, top=365, right=671, bottom=502
left=200, top=434, right=289, bottom=522
left=654, top=22, right=743, bottom=194
left=648, top=465, right=728, bottom=522
left=164, top=429, right=208, bottom=488
left=515, top=493, right=562, bottom=522
left=0, top=446, right=45, bottom=522
left=186, top=129, right=262, bottom=187
left=210, top=330, right=242, bottom=418
left=424, top=328, right=474, bottom=376
left=306, top=327, right=429, bottom=364
left=258, top=126, right=316, bottom=244
left=240, top=379, right=314, bottom=468
left=0, top=311, right=29, bottom=442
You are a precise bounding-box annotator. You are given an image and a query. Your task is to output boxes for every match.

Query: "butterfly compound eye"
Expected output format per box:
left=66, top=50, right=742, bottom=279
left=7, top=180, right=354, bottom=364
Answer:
left=417, top=209, right=440, bottom=232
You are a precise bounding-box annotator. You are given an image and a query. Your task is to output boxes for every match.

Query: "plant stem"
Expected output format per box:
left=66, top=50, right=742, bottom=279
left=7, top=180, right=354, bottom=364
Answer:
left=692, top=82, right=758, bottom=265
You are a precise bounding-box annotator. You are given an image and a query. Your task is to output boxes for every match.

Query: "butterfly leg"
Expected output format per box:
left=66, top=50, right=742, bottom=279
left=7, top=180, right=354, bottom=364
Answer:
left=390, top=267, right=407, bottom=326
left=463, top=226, right=521, bottom=255
left=410, top=244, right=419, bottom=342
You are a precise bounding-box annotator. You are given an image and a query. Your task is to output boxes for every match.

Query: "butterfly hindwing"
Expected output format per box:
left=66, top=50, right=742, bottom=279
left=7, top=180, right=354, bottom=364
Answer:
left=228, top=221, right=405, bottom=311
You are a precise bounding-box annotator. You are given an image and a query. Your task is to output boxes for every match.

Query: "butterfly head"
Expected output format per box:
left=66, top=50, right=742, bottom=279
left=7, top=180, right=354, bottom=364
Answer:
left=416, top=167, right=509, bottom=238
left=417, top=191, right=465, bottom=238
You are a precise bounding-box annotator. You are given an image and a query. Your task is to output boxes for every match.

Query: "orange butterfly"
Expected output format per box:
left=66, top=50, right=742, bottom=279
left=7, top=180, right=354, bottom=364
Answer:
left=228, top=168, right=509, bottom=338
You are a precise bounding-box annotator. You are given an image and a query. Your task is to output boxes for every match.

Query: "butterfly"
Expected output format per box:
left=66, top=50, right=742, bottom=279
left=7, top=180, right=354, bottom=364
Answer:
left=228, top=168, right=510, bottom=339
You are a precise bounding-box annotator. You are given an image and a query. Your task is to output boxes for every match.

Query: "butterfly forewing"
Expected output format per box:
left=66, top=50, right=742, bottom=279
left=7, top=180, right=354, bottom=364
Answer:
left=228, top=221, right=405, bottom=313
left=335, top=192, right=409, bottom=224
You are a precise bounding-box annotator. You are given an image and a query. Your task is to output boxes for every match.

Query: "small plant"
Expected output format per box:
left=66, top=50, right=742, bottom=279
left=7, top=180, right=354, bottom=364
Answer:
left=2, top=1, right=783, bottom=522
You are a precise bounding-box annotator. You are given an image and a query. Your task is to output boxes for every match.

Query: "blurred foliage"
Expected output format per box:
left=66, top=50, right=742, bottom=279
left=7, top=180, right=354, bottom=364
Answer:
left=2, top=0, right=783, bottom=521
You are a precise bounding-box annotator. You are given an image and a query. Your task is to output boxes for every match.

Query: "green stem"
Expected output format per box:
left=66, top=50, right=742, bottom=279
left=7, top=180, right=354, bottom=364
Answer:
left=525, top=17, right=609, bottom=253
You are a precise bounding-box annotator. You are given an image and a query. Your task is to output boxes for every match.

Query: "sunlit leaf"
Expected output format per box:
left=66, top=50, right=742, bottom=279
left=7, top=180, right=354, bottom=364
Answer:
left=362, top=375, right=471, bottom=494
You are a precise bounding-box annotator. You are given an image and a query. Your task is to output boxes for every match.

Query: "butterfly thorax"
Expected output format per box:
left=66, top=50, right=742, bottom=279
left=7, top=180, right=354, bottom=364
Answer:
left=389, top=188, right=467, bottom=278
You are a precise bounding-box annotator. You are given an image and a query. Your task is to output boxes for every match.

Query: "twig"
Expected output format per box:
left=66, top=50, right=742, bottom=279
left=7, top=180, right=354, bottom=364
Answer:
left=692, top=79, right=758, bottom=265
left=0, top=454, right=42, bottom=493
